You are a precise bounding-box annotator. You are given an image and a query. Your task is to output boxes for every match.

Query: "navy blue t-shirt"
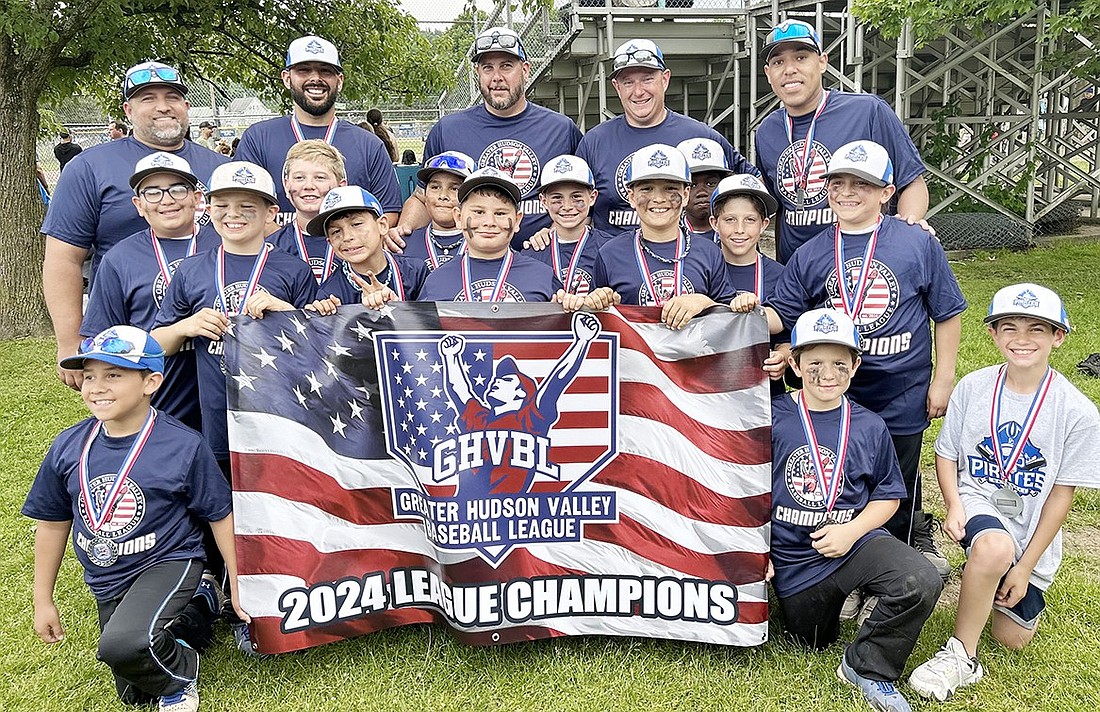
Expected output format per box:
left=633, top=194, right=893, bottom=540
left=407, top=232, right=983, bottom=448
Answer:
left=419, top=252, right=561, bottom=302
left=770, top=394, right=906, bottom=598
left=522, top=228, right=614, bottom=296
left=153, top=245, right=317, bottom=457
left=593, top=232, right=735, bottom=305
left=22, top=411, right=231, bottom=600
left=575, top=111, right=758, bottom=238
left=269, top=222, right=340, bottom=285
left=755, top=92, right=926, bottom=263
left=423, top=103, right=582, bottom=246
left=401, top=225, right=466, bottom=273
left=41, top=137, right=227, bottom=278
left=767, top=217, right=967, bottom=434
left=317, top=255, right=428, bottom=304
left=234, top=118, right=401, bottom=222
left=82, top=227, right=221, bottom=431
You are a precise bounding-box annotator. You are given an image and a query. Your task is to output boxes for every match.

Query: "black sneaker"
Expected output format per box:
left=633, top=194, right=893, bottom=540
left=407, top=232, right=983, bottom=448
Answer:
left=1077, top=353, right=1100, bottom=377
left=912, top=512, right=950, bottom=581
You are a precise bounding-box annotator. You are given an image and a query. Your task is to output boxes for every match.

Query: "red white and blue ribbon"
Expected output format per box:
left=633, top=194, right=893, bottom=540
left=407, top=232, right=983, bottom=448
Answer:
left=150, top=228, right=197, bottom=287
left=461, top=251, right=513, bottom=302
left=551, top=227, right=590, bottom=295
left=78, top=408, right=157, bottom=532
left=784, top=90, right=829, bottom=194
left=216, top=243, right=270, bottom=315
left=633, top=230, right=685, bottom=306
left=796, top=392, right=850, bottom=514
left=990, top=365, right=1055, bottom=485
left=290, top=115, right=338, bottom=145
left=382, top=252, right=407, bottom=301
left=425, top=226, right=465, bottom=270
left=751, top=254, right=764, bottom=299
left=833, top=216, right=882, bottom=319
left=291, top=223, right=335, bottom=284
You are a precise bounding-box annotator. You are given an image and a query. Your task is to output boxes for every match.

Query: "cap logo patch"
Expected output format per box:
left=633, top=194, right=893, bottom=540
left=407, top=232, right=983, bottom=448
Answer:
left=232, top=167, right=256, bottom=185
left=648, top=151, right=671, bottom=169
left=151, top=154, right=173, bottom=167
left=321, top=192, right=343, bottom=211
left=691, top=144, right=712, bottom=161
left=845, top=145, right=869, bottom=163
left=740, top=176, right=757, bottom=187
left=1013, top=289, right=1040, bottom=309
left=814, top=314, right=838, bottom=334
left=306, top=39, right=324, bottom=54
left=553, top=158, right=573, bottom=174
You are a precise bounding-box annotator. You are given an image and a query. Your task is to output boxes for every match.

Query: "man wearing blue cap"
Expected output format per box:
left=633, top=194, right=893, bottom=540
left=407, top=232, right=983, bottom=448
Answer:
left=234, top=35, right=402, bottom=227
left=755, top=19, right=928, bottom=264
left=42, top=61, right=227, bottom=393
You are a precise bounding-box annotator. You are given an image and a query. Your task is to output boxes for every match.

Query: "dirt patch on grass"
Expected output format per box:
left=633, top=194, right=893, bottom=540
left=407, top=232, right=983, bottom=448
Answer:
left=1064, top=526, right=1100, bottom=562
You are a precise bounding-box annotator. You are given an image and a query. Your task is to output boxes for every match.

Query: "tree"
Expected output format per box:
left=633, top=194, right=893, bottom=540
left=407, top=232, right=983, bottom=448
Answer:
left=0, top=0, right=451, bottom=339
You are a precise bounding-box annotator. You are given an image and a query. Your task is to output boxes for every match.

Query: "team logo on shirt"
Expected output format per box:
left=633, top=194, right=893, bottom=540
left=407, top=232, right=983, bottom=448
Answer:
left=152, top=258, right=187, bottom=307
left=374, top=312, right=619, bottom=565
left=451, top=280, right=527, bottom=303
left=560, top=267, right=595, bottom=297
left=77, top=474, right=147, bottom=538
left=614, top=155, right=633, bottom=202
left=214, top=282, right=271, bottom=316
left=638, top=272, right=696, bottom=306
left=774, top=140, right=832, bottom=207
left=194, top=180, right=211, bottom=227
left=825, top=259, right=900, bottom=333
left=967, top=424, right=1047, bottom=497
left=784, top=444, right=843, bottom=509
left=480, top=140, right=539, bottom=196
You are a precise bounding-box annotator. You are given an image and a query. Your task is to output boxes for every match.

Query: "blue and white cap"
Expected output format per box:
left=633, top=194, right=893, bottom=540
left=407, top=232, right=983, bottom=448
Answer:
left=791, top=308, right=862, bottom=353
left=306, top=186, right=385, bottom=236
left=123, top=61, right=187, bottom=100
left=762, top=20, right=822, bottom=60
left=539, top=155, right=596, bottom=191
left=286, top=36, right=342, bottom=70
left=458, top=167, right=522, bottom=206
left=710, top=173, right=779, bottom=218
left=626, top=143, right=692, bottom=186
left=129, top=152, right=198, bottom=191
left=823, top=140, right=895, bottom=187
left=676, top=138, right=732, bottom=177
left=985, top=282, right=1071, bottom=332
left=610, top=39, right=666, bottom=78
left=417, top=151, right=477, bottom=184
left=206, top=161, right=278, bottom=204
left=61, top=325, right=166, bottom=374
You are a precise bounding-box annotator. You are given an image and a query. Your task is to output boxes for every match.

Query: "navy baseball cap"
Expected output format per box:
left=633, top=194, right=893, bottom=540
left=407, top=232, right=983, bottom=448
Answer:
left=61, top=326, right=166, bottom=374
left=459, top=167, right=522, bottom=206
left=123, top=61, right=188, bottom=100
left=307, top=186, right=385, bottom=236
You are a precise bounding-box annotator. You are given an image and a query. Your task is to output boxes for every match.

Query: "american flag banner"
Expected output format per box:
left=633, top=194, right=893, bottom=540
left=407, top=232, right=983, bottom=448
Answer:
left=226, top=303, right=772, bottom=654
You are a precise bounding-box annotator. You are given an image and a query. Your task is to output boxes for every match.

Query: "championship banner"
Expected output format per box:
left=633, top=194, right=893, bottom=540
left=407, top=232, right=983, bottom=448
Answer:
left=226, top=303, right=771, bottom=654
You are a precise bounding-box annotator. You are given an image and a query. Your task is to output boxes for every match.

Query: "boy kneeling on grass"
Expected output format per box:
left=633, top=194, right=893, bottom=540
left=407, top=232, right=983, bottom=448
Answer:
left=908, top=283, right=1100, bottom=701
left=24, top=326, right=246, bottom=712
left=770, top=308, right=942, bottom=712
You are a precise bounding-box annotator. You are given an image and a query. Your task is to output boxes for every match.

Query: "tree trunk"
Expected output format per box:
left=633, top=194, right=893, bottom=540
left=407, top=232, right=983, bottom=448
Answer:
left=0, top=59, right=51, bottom=338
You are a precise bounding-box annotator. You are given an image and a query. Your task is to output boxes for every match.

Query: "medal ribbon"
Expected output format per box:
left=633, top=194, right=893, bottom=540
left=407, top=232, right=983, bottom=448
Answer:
left=784, top=90, right=829, bottom=192
left=551, top=227, right=590, bottom=294
left=78, top=408, right=157, bottom=533
left=425, top=226, right=466, bottom=270
left=461, top=251, right=513, bottom=302
left=753, top=254, right=764, bottom=299
left=990, top=365, right=1055, bottom=485
left=383, top=252, right=407, bottom=301
left=290, top=115, right=338, bottom=145
left=149, top=227, right=198, bottom=288
left=292, top=223, right=335, bottom=284
left=215, top=244, right=270, bottom=315
left=833, top=217, right=882, bottom=318
left=796, top=392, right=850, bottom=514
left=633, top=230, right=685, bottom=306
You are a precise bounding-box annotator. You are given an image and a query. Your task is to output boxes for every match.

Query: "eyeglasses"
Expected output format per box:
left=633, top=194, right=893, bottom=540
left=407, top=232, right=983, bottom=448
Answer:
left=80, top=334, right=164, bottom=359
left=124, top=65, right=180, bottom=94
left=426, top=154, right=475, bottom=173
left=139, top=183, right=192, bottom=203
left=612, top=48, right=665, bottom=72
left=474, top=31, right=526, bottom=59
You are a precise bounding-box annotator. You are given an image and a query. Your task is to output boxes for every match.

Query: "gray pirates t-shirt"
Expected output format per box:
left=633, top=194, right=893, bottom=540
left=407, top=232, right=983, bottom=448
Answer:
left=935, top=365, right=1100, bottom=589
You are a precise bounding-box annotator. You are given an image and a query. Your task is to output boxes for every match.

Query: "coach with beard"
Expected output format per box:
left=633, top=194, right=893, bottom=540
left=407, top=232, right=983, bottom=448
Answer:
left=233, top=35, right=401, bottom=226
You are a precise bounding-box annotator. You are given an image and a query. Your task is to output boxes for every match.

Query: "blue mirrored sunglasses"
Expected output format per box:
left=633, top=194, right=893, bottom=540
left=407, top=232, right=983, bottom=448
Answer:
left=612, top=48, right=664, bottom=71
left=767, top=22, right=819, bottom=45
left=125, top=65, right=180, bottom=91
left=80, top=334, right=164, bottom=359
left=427, top=154, right=475, bottom=172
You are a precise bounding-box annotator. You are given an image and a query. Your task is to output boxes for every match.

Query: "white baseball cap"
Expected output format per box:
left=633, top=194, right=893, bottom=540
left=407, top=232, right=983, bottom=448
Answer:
left=61, top=325, right=166, bottom=374
left=307, top=186, right=385, bottom=236
left=609, top=39, right=666, bottom=79
left=625, top=144, right=691, bottom=186
left=286, top=36, right=342, bottom=70
left=791, top=309, right=863, bottom=353
left=710, top=173, right=779, bottom=218
left=676, top=138, right=732, bottom=177
left=205, top=161, right=278, bottom=204
left=823, top=140, right=895, bottom=187
left=539, top=155, right=596, bottom=191
left=471, top=27, right=527, bottom=62
left=129, top=152, right=198, bottom=191
left=985, top=283, right=1071, bottom=332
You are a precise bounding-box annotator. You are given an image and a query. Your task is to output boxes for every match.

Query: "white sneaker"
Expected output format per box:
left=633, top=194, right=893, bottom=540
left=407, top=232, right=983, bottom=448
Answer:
left=855, top=595, right=879, bottom=629
left=158, top=680, right=199, bottom=712
left=840, top=590, right=864, bottom=621
left=909, top=637, right=984, bottom=701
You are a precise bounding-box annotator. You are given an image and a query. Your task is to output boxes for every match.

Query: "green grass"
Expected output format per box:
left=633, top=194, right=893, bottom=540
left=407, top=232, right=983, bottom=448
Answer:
left=4, top=242, right=1100, bottom=710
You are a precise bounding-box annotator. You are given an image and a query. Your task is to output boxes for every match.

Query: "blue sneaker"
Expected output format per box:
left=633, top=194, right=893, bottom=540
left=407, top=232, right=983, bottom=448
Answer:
left=158, top=644, right=198, bottom=712
left=232, top=621, right=267, bottom=659
left=837, top=654, right=912, bottom=712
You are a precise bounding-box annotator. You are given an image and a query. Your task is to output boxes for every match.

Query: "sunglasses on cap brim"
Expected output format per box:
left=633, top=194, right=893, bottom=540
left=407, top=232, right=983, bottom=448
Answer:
left=612, top=48, right=665, bottom=72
